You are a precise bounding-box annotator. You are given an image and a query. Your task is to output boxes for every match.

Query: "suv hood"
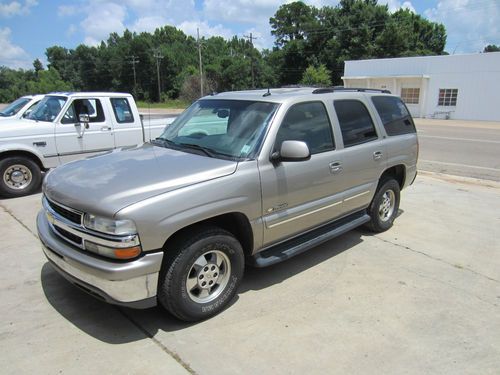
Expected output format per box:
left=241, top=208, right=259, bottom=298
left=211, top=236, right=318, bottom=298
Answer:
left=44, top=143, right=238, bottom=216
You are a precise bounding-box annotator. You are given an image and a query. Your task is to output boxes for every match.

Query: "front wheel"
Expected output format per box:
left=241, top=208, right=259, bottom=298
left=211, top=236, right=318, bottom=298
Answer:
left=158, top=227, right=244, bottom=322
left=0, top=156, right=42, bottom=198
left=365, top=178, right=400, bottom=233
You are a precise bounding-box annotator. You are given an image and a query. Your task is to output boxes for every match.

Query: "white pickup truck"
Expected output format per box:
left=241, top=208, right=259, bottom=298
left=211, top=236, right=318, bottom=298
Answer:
left=0, top=92, right=174, bottom=197
left=0, top=94, right=45, bottom=121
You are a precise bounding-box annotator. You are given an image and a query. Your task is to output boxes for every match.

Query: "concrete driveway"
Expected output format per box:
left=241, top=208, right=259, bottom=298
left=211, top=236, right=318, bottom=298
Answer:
left=0, top=173, right=499, bottom=375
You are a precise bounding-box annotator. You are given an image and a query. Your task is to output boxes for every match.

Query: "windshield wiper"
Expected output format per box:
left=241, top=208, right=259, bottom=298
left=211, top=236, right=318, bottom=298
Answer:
left=178, top=143, right=216, bottom=157
left=152, top=137, right=177, bottom=148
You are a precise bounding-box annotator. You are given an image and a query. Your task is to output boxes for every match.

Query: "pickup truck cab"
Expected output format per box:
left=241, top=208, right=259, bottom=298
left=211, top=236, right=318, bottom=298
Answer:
left=0, top=92, right=172, bottom=197
left=0, top=94, right=45, bottom=121
left=38, top=87, right=418, bottom=321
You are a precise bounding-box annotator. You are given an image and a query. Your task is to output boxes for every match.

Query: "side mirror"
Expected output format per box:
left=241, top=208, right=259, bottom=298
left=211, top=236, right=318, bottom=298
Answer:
left=76, top=114, right=90, bottom=138
left=78, top=114, right=90, bottom=128
left=22, top=109, right=32, bottom=118
left=271, top=140, right=310, bottom=162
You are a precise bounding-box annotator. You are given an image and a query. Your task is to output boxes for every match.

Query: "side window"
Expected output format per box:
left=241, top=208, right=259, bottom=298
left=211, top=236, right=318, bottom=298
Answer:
left=275, top=102, right=334, bottom=155
left=372, top=96, right=416, bottom=136
left=111, top=98, right=134, bottom=123
left=334, top=100, right=378, bottom=147
left=61, top=99, right=105, bottom=124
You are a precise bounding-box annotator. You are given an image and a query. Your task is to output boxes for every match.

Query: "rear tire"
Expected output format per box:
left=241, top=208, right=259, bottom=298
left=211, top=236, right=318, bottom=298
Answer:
left=0, top=156, right=42, bottom=198
left=157, top=226, right=244, bottom=322
left=365, top=178, right=400, bottom=233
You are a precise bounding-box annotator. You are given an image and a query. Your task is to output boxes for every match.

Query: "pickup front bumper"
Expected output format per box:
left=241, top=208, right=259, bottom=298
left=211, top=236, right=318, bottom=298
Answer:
left=37, top=211, right=163, bottom=308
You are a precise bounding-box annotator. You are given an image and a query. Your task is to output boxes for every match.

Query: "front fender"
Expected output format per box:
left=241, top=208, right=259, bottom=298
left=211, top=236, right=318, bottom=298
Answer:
left=0, top=143, right=55, bottom=169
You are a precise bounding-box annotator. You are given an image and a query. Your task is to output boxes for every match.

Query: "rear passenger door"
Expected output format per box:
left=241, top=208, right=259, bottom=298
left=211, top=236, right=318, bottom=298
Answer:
left=56, top=98, right=115, bottom=163
left=110, top=97, right=143, bottom=147
left=331, top=99, right=387, bottom=215
left=260, top=101, right=343, bottom=246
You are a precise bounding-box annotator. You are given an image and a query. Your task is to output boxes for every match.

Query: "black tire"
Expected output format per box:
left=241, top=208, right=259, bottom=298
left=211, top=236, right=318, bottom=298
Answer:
left=365, top=178, right=400, bottom=233
left=158, top=226, right=244, bottom=322
left=0, top=156, right=42, bottom=198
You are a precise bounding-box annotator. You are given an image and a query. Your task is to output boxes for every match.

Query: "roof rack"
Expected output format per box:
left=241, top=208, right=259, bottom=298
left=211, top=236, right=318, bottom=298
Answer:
left=312, top=87, right=391, bottom=94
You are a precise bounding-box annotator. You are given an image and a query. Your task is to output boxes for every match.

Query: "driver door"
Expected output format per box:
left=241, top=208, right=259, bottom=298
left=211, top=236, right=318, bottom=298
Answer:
left=55, top=98, right=115, bottom=163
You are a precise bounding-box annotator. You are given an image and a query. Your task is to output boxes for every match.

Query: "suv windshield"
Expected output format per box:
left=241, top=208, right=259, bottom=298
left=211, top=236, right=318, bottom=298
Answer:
left=158, top=99, right=279, bottom=160
left=27, top=96, right=67, bottom=122
left=0, top=97, right=31, bottom=117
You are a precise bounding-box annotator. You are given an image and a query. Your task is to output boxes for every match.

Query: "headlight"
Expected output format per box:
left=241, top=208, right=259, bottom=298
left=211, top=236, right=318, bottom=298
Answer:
left=83, top=214, right=137, bottom=235
left=85, top=241, right=142, bottom=260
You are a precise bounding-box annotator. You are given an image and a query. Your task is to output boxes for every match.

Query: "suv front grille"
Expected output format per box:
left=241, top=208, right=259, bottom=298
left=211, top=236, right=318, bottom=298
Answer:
left=53, top=226, right=83, bottom=246
left=46, top=199, right=82, bottom=225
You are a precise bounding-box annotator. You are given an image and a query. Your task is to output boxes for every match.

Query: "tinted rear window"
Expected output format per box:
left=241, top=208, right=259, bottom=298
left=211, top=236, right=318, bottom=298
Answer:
left=372, top=96, right=416, bottom=136
left=334, top=100, right=378, bottom=147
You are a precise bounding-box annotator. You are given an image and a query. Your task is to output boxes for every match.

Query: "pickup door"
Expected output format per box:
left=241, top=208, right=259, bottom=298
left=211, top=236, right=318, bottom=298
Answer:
left=55, top=98, right=115, bottom=163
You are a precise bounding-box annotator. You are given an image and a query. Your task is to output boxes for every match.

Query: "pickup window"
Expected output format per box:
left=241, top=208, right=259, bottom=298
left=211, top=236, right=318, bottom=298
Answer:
left=61, top=99, right=105, bottom=124
left=275, top=101, right=335, bottom=154
left=334, top=100, right=378, bottom=147
left=371, top=96, right=416, bottom=136
left=111, top=98, right=134, bottom=123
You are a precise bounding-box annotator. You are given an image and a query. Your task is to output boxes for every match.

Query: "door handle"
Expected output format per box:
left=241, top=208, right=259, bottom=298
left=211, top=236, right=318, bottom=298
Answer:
left=101, top=126, right=112, bottom=131
left=329, top=161, right=343, bottom=174
left=373, top=151, right=383, bottom=160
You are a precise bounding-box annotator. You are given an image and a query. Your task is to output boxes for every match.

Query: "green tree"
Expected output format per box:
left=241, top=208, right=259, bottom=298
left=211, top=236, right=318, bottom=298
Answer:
left=483, top=44, right=500, bottom=52
left=300, top=64, right=332, bottom=86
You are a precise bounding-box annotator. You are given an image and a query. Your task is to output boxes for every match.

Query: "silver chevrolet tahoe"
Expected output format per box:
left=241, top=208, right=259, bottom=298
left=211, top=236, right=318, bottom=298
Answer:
left=37, top=87, right=418, bottom=321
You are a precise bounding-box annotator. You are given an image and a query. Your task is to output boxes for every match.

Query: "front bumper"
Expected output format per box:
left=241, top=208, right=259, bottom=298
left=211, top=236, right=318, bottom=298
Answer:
left=37, top=210, right=163, bottom=308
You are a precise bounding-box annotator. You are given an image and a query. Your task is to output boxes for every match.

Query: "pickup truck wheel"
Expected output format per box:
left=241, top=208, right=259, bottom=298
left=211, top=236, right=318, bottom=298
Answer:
left=365, top=178, right=400, bottom=233
left=0, top=156, right=42, bottom=198
left=158, top=227, right=244, bottom=322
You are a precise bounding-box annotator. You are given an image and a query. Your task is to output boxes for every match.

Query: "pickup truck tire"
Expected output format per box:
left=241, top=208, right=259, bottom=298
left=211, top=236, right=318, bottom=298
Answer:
left=365, top=178, right=400, bottom=233
left=158, top=227, right=244, bottom=322
left=0, top=156, right=42, bottom=198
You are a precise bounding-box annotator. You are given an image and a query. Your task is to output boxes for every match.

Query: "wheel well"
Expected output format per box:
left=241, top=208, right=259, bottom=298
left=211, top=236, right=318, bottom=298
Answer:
left=0, top=151, right=45, bottom=171
left=380, top=165, right=405, bottom=189
left=162, top=212, right=254, bottom=257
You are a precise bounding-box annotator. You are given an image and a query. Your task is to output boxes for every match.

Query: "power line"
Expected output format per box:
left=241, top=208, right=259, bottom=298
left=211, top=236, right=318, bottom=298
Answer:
left=153, top=48, right=163, bottom=102
left=243, top=32, right=258, bottom=88
left=197, top=28, right=204, bottom=97
left=127, top=55, right=140, bottom=97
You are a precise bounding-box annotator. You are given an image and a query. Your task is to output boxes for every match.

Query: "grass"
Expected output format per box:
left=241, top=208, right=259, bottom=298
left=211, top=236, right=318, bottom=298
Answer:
left=136, top=99, right=190, bottom=110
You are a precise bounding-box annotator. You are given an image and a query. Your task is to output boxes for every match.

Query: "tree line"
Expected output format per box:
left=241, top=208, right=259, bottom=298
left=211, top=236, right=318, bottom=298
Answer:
left=0, top=0, right=452, bottom=103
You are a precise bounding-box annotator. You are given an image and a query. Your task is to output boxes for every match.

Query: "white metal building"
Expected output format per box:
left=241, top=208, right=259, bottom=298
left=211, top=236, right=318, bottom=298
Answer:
left=342, top=52, right=500, bottom=121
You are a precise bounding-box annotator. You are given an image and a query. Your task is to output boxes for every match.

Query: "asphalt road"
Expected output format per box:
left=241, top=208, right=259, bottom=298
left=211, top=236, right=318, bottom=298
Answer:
left=415, top=119, right=500, bottom=182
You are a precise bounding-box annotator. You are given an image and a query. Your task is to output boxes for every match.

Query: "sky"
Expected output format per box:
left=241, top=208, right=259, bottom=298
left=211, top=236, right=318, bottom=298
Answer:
left=0, top=0, right=499, bottom=69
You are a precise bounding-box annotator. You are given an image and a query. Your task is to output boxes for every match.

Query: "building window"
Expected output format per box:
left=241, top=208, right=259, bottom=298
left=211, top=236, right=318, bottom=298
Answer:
left=401, top=88, right=420, bottom=104
left=438, top=89, right=458, bottom=106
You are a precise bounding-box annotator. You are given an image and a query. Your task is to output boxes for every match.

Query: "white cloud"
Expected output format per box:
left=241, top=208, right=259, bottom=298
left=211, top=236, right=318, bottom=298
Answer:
left=0, top=0, right=37, bottom=17
left=58, top=4, right=77, bottom=17
left=382, top=0, right=416, bottom=13
left=204, top=0, right=283, bottom=24
left=0, top=27, right=31, bottom=68
left=178, top=20, right=233, bottom=40
left=425, top=0, right=500, bottom=53
left=130, top=16, right=168, bottom=33
left=81, top=2, right=127, bottom=46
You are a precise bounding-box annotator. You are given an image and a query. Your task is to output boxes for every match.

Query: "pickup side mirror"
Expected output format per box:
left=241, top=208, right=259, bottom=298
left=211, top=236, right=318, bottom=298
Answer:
left=78, top=114, right=90, bottom=128
left=271, top=140, right=311, bottom=162
left=76, top=114, right=90, bottom=138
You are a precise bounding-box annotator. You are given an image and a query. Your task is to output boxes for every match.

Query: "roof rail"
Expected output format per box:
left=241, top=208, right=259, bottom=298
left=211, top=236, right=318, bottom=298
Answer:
left=312, top=87, right=391, bottom=94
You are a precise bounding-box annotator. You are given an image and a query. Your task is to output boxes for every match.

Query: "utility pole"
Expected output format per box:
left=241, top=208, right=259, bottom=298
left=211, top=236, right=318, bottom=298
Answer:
left=127, top=55, right=139, bottom=97
left=153, top=49, right=163, bottom=102
left=243, top=32, right=258, bottom=88
left=197, top=28, right=204, bottom=97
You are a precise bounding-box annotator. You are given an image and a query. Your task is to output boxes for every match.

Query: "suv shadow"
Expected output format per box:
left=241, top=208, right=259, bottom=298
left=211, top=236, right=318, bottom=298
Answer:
left=40, top=229, right=367, bottom=343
